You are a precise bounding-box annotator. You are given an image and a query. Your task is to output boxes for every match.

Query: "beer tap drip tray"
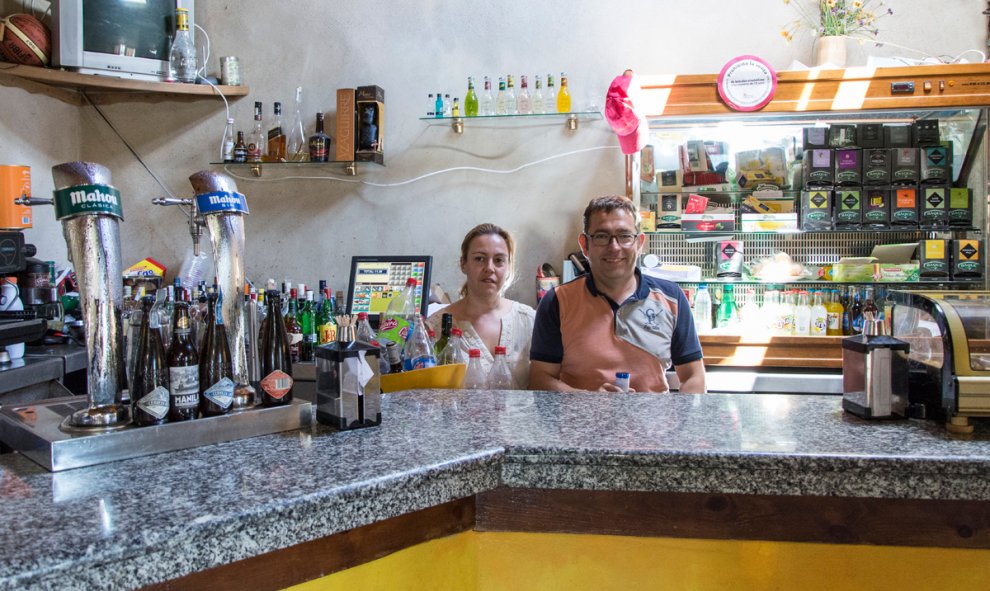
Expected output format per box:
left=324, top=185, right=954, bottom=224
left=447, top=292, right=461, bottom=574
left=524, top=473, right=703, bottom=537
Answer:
left=0, top=396, right=313, bottom=471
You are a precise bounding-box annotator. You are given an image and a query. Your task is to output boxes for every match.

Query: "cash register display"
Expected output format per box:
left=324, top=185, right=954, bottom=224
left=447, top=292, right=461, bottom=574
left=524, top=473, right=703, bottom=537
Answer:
left=346, top=256, right=431, bottom=327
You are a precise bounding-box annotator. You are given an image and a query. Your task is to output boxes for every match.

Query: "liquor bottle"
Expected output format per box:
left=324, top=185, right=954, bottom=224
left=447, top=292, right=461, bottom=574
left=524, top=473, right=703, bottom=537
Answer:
left=233, top=131, right=248, bottom=163
left=504, top=75, right=517, bottom=115
left=451, top=98, right=460, bottom=117
left=286, top=86, right=308, bottom=162
left=495, top=77, right=507, bottom=115
left=849, top=287, right=864, bottom=335
left=426, top=93, right=435, bottom=117
left=486, top=346, right=513, bottom=389
left=221, top=118, right=235, bottom=163
left=434, top=92, right=443, bottom=119
left=266, top=101, right=286, bottom=162
left=691, top=284, right=712, bottom=335
left=284, top=288, right=302, bottom=363
left=516, top=75, right=531, bottom=114
left=308, top=112, right=331, bottom=162
left=463, top=348, right=486, bottom=388
left=481, top=76, right=495, bottom=116
left=434, top=312, right=452, bottom=357
left=299, top=290, right=317, bottom=362
left=377, top=277, right=419, bottom=346
left=317, top=279, right=328, bottom=310
left=168, top=300, right=200, bottom=421
left=545, top=73, right=557, bottom=111
left=385, top=341, right=402, bottom=374
left=557, top=72, right=571, bottom=113
left=439, top=327, right=467, bottom=366
left=464, top=77, right=479, bottom=117
left=260, top=290, right=294, bottom=406
left=167, top=7, right=197, bottom=83
left=443, top=93, right=452, bottom=116
left=248, top=101, right=265, bottom=162
left=316, top=287, right=337, bottom=345
left=532, top=75, right=545, bottom=114
left=400, top=315, right=437, bottom=371
left=131, top=296, right=170, bottom=426
left=199, top=290, right=234, bottom=416
left=862, top=286, right=879, bottom=321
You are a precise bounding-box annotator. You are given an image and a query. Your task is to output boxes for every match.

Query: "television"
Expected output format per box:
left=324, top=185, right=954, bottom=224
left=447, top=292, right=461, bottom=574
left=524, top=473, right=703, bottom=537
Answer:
left=346, top=255, right=432, bottom=328
left=52, top=0, right=195, bottom=81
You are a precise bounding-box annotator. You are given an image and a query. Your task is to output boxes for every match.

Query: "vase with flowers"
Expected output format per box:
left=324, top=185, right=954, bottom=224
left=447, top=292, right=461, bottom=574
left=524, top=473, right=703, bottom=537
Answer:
left=781, top=0, right=893, bottom=68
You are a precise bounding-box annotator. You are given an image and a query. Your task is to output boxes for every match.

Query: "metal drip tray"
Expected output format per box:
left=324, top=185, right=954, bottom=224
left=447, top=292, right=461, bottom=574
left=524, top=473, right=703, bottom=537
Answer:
left=0, top=396, right=313, bottom=471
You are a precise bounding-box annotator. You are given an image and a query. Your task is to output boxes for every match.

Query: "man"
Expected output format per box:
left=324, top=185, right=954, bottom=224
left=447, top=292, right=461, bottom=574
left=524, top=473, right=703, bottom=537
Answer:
left=528, top=196, right=706, bottom=393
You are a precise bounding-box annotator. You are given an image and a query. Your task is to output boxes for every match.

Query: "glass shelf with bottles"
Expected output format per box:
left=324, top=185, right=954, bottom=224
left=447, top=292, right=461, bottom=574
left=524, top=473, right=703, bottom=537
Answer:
left=645, top=227, right=981, bottom=237
left=665, top=278, right=983, bottom=286
left=209, top=160, right=383, bottom=177
left=419, top=111, right=603, bottom=133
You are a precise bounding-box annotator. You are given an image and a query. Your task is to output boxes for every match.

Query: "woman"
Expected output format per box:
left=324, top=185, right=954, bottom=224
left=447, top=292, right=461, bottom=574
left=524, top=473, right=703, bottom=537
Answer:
left=427, top=223, right=535, bottom=389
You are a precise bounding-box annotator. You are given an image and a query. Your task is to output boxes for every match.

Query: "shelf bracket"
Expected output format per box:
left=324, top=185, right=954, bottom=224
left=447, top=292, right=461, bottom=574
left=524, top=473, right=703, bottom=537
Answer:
left=345, top=162, right=357, bottom=176
left=451, top=117, right=464, bottom=134
left=250, top=163, right=263, bottom=177
left=566, top=114, right=579, bottom=130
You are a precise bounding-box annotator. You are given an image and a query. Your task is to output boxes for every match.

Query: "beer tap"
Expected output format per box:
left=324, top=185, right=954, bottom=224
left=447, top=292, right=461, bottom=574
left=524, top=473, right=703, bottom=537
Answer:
left=151, top=197, right=206, bottom=257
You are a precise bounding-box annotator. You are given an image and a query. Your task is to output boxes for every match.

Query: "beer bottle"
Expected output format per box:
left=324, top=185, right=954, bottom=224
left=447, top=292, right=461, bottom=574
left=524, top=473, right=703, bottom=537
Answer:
left=199, top=290, right=235, bottom=416
left=260, top=290, right=294, bottom=406
left=285, top=287, right=303, bottom=363
left=167, top=300, right=200, bottom=421
left=131, top=296, right=170, bottom=427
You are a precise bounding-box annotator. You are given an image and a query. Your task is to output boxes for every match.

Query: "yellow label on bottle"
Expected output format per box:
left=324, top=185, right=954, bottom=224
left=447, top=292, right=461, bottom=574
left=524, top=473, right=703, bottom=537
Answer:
left=318, top=323, right=336, bottom=345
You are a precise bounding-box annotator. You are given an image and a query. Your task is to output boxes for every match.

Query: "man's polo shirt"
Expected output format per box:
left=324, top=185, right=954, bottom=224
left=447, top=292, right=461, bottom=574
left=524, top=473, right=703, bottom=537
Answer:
left=530, top=271, right=702, bottom=392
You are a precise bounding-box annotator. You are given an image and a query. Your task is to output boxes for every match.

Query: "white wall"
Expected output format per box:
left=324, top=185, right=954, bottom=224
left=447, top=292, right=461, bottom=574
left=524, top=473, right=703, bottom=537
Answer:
left=0, top=0, right=985, bottom=305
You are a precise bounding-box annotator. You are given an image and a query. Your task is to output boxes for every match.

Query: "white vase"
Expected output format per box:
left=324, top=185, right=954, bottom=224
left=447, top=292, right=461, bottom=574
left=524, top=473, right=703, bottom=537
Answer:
left=814, top=36, right=847, bottom=68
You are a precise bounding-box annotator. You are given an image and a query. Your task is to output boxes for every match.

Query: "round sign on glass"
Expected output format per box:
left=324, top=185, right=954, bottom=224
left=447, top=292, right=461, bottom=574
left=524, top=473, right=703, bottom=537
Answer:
left=717, top=55, right=777, bottom=112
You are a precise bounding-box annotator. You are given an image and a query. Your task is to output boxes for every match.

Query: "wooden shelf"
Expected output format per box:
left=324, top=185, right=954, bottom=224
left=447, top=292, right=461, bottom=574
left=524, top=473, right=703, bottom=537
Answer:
left=700, top=334, right=844, bottom=369
left=0, top=63, right=249, bottom=99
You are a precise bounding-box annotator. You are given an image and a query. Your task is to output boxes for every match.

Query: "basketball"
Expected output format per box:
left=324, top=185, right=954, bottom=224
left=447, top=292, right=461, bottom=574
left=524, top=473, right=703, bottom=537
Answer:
left=0, top=14, right=51, bottom=67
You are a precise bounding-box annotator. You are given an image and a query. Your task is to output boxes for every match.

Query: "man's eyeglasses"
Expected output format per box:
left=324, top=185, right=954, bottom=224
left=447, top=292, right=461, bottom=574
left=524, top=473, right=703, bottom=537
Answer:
left=583, top=232, right=640, bottom=247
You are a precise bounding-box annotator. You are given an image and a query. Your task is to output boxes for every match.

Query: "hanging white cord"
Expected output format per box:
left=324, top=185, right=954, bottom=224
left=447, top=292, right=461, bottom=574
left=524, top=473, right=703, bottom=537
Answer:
left=223, top=145, right=621, bottom=187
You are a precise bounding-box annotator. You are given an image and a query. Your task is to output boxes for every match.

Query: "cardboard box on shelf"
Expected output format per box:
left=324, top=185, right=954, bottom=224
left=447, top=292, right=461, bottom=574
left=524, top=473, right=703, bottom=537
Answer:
left=355, top=85, right=384, bottom=165
left=335, top=88, right=356, bottom=161
left=875, top=262, right=920, bottom=282
left=639, top=209, right=656, bottom=233
left=740, top=213, right=798, bottom=232
left=680, top=213, right=735, bottom=232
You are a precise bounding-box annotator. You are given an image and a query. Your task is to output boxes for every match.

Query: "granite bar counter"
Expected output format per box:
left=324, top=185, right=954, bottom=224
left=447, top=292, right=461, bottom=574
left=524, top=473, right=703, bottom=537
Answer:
left=1, top=390, right=990, bottom=590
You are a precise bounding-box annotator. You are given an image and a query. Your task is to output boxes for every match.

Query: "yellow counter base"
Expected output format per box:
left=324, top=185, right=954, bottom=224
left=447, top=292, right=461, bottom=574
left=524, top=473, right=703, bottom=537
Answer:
left=288, top=530, right=990, bottom=591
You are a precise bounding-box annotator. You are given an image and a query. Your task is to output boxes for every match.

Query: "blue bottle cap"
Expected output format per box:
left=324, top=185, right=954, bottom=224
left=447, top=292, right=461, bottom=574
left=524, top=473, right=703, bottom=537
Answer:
left=615, top=372, right=630, bottom=379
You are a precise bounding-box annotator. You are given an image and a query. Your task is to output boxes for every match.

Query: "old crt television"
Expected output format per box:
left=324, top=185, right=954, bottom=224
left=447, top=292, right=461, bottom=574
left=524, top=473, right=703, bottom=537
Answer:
left=52, top=0, right=195, bottom=81
left=346, top=255, right=431, bottom=328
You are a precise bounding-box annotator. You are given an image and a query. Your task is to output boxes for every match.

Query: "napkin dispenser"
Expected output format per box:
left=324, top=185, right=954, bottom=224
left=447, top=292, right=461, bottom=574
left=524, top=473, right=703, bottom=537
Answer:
left=315, top=331, right=382, bottom=430
left=841, top=332, right=910, bottom=419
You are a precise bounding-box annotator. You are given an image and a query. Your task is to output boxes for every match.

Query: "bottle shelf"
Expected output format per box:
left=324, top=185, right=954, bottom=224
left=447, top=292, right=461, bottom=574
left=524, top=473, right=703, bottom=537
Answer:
left=210, top=160, right=383, bottom=177
left=663, top=277, right=981, bottom=286
left=646, top=227, right=980, bottom=237
left=419, top=110, right=602, bottom=133
left=0, top=64, right=249, bottom=101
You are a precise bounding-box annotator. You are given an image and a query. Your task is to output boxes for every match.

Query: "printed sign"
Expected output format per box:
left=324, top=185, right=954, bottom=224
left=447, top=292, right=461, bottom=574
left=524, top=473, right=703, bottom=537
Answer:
left=53, top=184, right=123, bottom=221
left=717, top=55, right=777, bottom=112
left=196, top=191, right=249, bottom=215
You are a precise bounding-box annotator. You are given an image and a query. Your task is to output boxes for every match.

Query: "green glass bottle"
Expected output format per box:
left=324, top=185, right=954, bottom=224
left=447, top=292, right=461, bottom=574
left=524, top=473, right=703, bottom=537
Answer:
left=464, top=76, right=479, bottom=117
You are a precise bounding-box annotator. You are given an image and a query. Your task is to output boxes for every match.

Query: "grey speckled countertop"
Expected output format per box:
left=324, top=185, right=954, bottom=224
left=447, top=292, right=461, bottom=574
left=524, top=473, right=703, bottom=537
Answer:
left=2, top=389, right=990, bottom=590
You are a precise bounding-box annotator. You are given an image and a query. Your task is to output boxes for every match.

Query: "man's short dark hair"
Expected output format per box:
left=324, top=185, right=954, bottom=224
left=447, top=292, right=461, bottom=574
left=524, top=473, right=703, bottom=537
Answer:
left=583, top=196, right=637, bottom=233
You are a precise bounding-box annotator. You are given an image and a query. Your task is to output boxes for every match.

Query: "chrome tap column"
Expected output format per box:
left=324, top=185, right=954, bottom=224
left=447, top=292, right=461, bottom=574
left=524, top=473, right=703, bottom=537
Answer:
left=53, top=162, right=128, bottom=428
left=188, top=171, right=255, bottom=409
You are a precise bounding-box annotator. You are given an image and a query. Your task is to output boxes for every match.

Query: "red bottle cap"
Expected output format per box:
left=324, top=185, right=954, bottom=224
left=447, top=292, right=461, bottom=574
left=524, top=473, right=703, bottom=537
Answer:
left=358, top=312, right=368, bottom=320
left=451, top=328, right=462, bottom=337
left=468, top=348, right=481, bottom=358
left=494, top=346, right=507, bottom=355
left=406, top=278, right=418, bottom=287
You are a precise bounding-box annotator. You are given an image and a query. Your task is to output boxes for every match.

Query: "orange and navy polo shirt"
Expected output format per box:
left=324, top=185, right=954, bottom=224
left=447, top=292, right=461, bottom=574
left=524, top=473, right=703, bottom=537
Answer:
left=530, top=270, right=702, bottom=392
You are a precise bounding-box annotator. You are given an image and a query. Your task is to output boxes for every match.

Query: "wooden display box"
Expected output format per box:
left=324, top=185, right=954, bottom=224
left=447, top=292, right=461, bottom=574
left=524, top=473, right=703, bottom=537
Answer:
left=700, top=335, right=844, bottom=369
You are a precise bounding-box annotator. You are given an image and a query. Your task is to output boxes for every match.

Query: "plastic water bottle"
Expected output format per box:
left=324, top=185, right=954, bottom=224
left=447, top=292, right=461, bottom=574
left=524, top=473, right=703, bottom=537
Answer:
left=400, top=314, right=437, bottom=371
left=463, top=348, right=486, bottom=388
left=692, top=284, right=712, bottom=335
left=486, top=345, right=514, bottom=389
left=378, top=277, right=419, bottom=346
left=615, top=371, right=630, bottom=392
left=439, top=327, right=467, bottom=366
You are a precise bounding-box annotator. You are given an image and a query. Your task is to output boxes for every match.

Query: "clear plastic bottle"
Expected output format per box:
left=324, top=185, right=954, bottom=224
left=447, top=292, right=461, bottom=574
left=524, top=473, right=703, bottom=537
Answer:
left=739, top=287, right=762, bottom=334
left=486, top=345, right=514, bottom=389
left=378, top=277, right=419, bottom=346
left=439, top=327, right=467, bottom=366
left=614, top=371, right=630, bottom=392
left=810, top=290, right=828, bottom=336
left=356, top=311, right=389, bottom=376
left=692, top=284, right=712, bottom=335
left=401, top=315, right=437, bottom=371
left=167, top=7, right=197, bottom=83
left=463, top=348, right=486, bottom=388
left=221, top=118, right=235, bottom=163
left=793, top=291, right=811, bottom=336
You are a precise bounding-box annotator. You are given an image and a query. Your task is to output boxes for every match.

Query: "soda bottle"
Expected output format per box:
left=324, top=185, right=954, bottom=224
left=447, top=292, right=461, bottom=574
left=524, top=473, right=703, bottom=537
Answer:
left=486, top=346, right=514, bottom=389
left=401, top=315, right=437, bottom=371
left=463, top=348, right=486, bottom=388
left=167, top=300, right=200, bottom=421
left=439, top=327, right=467, bottom=366
left=356, top=311, right=389, bottom=376
left=199, top=290, right=234, bottom=416
left=825, top=289, right=844, bottom=336
left=259, top=290, right=294, bottom=406
left=715, top=284, right=737, bottom=331
left=378, top=277, right=419, bottom=347
left=692, top=284, right=712, bottom=335
left=793, top=291, right=811, bottom=336
left=810, top=291, right=828, bottom=336
left=131, top=296, right=170, bottom=427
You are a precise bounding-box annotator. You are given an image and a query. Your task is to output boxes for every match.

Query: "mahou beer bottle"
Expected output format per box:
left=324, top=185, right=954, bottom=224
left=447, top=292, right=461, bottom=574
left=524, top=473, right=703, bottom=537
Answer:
left=167, top=301, right=200, bottom=421
left=260, top=290, right=293, bottom=406
left=132, top=296, right=170, bottom=426
left=199, top=289, right=235, bottom=416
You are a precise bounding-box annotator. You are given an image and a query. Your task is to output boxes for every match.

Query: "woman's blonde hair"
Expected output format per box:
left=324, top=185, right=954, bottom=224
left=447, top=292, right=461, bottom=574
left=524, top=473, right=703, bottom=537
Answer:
left=459, top=223, right=517, bottom=298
